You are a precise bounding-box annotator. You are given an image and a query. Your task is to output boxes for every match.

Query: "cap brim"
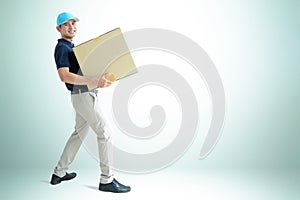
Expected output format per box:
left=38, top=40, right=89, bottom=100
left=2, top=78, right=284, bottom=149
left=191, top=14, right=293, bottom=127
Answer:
left=71, top=17, right=79, bottom=22
left=58, top=17, right=79, bottom=26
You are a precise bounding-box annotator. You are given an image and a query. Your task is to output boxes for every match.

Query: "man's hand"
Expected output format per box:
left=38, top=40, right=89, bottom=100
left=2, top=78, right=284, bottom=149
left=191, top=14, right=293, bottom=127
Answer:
left=97, top=72, right=115, bottom=88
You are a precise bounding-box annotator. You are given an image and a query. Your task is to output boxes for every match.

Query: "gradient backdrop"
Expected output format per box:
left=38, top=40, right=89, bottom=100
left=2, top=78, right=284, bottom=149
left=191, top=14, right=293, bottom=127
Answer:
left=0, top=0, right=299, bottom=199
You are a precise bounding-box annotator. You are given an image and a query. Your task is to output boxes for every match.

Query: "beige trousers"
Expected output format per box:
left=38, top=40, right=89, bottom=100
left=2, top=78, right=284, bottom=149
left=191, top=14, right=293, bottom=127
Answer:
left=53, top=90, right=114, bottom=184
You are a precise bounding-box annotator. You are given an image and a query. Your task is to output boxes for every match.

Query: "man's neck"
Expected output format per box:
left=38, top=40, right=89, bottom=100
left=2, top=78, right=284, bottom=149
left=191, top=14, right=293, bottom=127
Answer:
left=61, top=36, right=73, bottom=42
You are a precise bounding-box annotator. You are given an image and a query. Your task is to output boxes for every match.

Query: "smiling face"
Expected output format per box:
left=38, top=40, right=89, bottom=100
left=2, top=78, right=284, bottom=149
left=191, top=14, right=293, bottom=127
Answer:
left=56, top=19, right=77, bottom=41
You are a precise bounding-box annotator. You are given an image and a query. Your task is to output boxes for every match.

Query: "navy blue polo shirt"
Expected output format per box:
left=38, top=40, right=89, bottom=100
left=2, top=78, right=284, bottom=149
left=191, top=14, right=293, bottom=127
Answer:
left=54, top=39, right=88, bottom=92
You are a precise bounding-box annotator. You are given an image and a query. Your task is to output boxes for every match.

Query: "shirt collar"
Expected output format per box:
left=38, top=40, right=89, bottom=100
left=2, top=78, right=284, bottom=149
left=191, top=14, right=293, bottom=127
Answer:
left=58, top=39, right=74, bottom=48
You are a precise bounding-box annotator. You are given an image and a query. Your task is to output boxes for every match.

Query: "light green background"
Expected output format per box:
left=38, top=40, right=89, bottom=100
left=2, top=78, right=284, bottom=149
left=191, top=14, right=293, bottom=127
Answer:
left=0, top=0, right=300, bottom=200
left=0, top=0, right=299, bottom=199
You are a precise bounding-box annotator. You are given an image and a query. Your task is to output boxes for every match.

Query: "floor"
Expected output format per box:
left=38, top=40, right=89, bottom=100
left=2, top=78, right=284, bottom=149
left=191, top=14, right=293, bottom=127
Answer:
left=1, top=168, right=299, bottom=200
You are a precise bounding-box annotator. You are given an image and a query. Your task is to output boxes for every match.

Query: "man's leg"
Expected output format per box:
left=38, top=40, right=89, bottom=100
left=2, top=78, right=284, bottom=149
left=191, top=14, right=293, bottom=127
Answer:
left=89, top=99, right=114, bottom=184
left=53, top=107, right=89, bottom=178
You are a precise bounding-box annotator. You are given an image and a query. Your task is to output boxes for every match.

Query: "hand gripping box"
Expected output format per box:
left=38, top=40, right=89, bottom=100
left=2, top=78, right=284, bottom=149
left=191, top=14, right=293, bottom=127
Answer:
left=73, top=28, right=137, bottom=90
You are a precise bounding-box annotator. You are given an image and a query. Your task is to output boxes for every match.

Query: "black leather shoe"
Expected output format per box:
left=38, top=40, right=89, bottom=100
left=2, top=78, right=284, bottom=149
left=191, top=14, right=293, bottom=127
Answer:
left=50, top=172, right=77, bottom=185
left=99, top=179, right=131, bottom=193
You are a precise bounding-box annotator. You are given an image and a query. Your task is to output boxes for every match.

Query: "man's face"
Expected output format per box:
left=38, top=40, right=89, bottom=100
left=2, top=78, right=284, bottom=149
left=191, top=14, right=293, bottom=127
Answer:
left=57, top=19, right=77, bottom=40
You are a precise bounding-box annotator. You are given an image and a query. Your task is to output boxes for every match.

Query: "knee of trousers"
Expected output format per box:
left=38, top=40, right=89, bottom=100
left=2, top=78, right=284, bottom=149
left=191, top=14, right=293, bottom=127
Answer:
left=93, top=121, right=111, bottom=141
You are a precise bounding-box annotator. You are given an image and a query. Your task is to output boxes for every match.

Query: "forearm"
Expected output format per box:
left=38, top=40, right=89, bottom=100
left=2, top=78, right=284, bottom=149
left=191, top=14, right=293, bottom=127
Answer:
left=64, top=72, right=95, bottom=85
left=58, top=68, right=98, bottom=85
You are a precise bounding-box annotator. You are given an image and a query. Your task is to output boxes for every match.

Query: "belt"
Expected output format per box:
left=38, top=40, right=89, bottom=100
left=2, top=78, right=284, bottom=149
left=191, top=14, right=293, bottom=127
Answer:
left=71, top=89, right=98, bottom=95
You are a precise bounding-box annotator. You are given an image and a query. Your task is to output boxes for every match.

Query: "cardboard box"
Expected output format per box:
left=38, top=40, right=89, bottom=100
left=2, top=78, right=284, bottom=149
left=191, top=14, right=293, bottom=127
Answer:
left=73, top=28, right=137, bottom=90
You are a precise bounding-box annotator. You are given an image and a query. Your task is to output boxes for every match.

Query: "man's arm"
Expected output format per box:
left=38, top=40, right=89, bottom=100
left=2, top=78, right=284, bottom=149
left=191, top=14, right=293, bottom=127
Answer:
left=57, top=67, right=112, bottom=88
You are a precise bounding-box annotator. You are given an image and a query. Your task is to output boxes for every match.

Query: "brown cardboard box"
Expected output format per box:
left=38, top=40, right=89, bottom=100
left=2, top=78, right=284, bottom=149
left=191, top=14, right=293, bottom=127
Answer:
left=73, top=28, right=137, bottom=90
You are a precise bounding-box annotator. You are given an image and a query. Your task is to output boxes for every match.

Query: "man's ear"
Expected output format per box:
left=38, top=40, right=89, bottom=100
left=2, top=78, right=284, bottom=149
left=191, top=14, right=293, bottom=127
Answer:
left=56, top=26, right=61, bottom=32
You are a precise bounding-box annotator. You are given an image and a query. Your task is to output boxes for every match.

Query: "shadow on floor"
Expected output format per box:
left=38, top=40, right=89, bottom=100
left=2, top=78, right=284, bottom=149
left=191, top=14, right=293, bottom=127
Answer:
left=84, top=185, right=99, bottom=191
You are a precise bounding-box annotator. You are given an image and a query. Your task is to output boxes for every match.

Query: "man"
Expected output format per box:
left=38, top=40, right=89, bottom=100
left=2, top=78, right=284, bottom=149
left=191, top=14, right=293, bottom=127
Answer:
left=50, top=12, right=130, bottom=193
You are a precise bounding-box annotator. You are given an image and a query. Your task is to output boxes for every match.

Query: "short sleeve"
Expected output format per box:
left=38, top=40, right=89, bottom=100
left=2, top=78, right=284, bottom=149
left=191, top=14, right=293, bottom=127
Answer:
left=54, top=45, right=71, bottom=69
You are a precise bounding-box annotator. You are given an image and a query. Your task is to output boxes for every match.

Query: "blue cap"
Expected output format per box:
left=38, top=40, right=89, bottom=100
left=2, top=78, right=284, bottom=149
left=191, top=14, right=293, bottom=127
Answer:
left=56, top=12, right=79, bottom=26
